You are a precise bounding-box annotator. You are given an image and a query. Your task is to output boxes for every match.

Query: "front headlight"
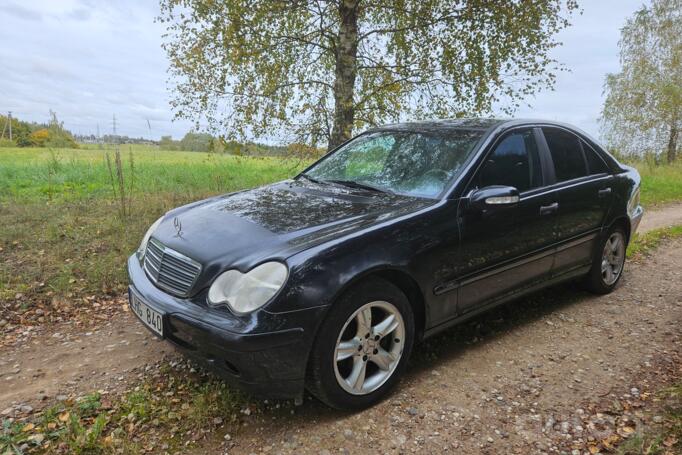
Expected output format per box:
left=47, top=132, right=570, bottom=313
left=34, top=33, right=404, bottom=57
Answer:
left=208, top=262, right=288, bottom=314
left=137, top=216, right=164, bottom=260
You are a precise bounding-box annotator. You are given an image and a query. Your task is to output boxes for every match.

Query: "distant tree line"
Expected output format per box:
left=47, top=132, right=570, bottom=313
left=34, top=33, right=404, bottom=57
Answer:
left=159, top=132, right=322, bottom=158
left=75, top=133, right=157, bottom=145
left=0, top=111, right=78, bottom=148
left=0, top=113, right=322, bottom=158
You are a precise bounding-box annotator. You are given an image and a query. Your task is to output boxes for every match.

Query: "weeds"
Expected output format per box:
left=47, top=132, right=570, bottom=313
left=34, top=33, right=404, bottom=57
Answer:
left=616, top=381, right=682, bottom=454
left=0, top=362, right=249, bottom=454
left=104, top=148, right=134, bottom=218
left=627, top=225, right=682, bottom=258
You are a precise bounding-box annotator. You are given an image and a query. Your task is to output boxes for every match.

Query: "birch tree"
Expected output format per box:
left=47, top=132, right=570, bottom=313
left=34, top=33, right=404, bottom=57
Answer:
left=160, top=0, right=579, bottom=149
left=601, top=0, right=681, bottom=163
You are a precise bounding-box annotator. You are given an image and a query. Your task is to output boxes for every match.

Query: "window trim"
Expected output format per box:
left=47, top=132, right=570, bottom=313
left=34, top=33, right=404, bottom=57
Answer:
left=540, top=126, right=596, bottom=185
left=581, top=139, right=611, bottom=176
left=462, top=126, right=550, bottom=198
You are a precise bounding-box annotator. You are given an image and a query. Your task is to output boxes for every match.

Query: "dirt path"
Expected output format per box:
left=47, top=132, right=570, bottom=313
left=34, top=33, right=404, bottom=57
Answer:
left=0, top=308, right=172, bottom=410
left=199, top=238, right=682, bottom=454
left=639, top=201, right=682, bottom=232
left=1, top=203, right=682, bottom=450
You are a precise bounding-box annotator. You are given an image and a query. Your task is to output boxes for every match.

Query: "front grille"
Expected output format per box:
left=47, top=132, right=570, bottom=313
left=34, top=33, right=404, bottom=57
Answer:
left=144, top=238, right=202, bottom=297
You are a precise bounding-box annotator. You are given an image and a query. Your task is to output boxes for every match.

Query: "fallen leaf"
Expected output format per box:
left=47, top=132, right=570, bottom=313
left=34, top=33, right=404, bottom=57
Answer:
left=58, top=411, right=70, bottom=422
left=22, top=423, right=35, bottom=432
left=664, top=436, right=678, bottom=447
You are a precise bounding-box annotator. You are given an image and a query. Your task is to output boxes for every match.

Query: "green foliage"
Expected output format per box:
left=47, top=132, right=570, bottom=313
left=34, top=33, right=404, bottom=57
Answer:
left=0, top=114, right=34, bottom=147
left=620, top=156, right=682, bottom=206
left=1, top=419, right=29, bottom=454
left=0, top=111, right=78, bottom=148
left=0, top=145, right=305, bottom=308
left=0, top=138, right=16, bottom=148
left=159, top=0, right=579, bottom=148
left=158, top=135, right=179, bottom=151
left=45, top=110, right=79, bottom=149
left=627, top=225, right=682, bottom=258
left=601, top=0, right=681, bottom=163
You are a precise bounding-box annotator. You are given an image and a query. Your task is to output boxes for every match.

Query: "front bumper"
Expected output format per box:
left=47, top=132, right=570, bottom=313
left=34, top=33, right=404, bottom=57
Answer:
left=127, top=255, right=327, bottom=400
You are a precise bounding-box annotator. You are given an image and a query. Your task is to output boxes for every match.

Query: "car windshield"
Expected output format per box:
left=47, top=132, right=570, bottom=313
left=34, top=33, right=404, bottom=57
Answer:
left=302, top=130, right=484, bottom=198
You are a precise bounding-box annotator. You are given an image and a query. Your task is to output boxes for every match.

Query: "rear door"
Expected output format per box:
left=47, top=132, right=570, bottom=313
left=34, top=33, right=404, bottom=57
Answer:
left=540, top=127, right=613, bottom=277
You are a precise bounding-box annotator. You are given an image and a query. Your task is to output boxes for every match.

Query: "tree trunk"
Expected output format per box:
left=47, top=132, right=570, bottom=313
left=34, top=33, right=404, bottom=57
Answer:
left=329, top=0, right=359, bottom=150
left=667, top=114, right=678, bottom=164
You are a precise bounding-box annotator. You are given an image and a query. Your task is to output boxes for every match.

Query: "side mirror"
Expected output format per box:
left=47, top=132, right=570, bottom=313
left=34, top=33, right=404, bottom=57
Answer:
left=469, top=185, right=520, bottom=212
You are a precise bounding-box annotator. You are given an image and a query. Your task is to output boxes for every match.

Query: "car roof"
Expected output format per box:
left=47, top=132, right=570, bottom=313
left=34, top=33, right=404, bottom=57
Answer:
left=366, top=117, right=591, bottom=135
left=367, top=118, right=504, bottom=133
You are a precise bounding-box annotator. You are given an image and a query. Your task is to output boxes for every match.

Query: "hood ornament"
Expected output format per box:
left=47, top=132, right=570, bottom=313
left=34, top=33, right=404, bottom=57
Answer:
left=173, top=216, right=184, bottom=238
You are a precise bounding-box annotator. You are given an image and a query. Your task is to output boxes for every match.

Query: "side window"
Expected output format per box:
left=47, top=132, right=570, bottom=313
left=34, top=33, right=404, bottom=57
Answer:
left=476, top=129, right=542, bottom=192
left=543, top=128, right=587, bottom=181
left=583, top=141, right=610, bottom=175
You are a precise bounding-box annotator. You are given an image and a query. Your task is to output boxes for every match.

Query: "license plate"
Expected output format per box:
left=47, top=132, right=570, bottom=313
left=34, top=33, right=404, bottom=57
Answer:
left=130, top=292, right=164, bottom=337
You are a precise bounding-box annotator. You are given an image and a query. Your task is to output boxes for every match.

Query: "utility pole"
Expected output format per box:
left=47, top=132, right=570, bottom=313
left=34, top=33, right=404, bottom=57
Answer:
left=8, top=111, right=12, bottom=141
left=112, top=114, right=118, bottom=145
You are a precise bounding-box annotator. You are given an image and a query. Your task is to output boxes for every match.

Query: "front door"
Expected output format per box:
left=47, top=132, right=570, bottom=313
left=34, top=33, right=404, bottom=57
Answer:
left=455, top=128, right=557, bottom=314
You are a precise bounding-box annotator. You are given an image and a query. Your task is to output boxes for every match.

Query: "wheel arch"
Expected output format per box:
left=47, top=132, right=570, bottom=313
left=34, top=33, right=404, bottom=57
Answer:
left=320, top=266, right=427, bottom=342
left=607, top=216, right=632, bottom=245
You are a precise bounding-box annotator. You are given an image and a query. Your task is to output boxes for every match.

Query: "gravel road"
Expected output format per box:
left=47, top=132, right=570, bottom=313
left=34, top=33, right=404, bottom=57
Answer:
left=1, top=204, right=681, bottom=454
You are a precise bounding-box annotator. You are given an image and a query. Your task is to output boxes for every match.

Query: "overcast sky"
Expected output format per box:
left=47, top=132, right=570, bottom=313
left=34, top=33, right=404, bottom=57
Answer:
left=0, top=1, right=648, bottom=142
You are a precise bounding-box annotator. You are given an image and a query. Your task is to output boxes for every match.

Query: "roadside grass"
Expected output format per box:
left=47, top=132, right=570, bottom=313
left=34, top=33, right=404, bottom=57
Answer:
left=626, top=225, right=682, bottom=258
left=0, top=362, right=251, bottom=454
left=0, top=146, right=303, bottom=201
left=630, top=159, right=682, bottom=207
left=616, top=381, right=682, bottom=455
left=0, top=146, right=306, bottom=322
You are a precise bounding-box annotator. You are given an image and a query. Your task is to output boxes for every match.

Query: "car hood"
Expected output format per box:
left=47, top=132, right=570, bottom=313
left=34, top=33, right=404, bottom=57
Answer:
left=151, top=179, right=435, bottom=271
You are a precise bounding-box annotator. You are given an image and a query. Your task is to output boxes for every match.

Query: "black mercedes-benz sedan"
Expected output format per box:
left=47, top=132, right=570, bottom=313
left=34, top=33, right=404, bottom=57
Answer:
left=128, top=118, right=643, bottom=409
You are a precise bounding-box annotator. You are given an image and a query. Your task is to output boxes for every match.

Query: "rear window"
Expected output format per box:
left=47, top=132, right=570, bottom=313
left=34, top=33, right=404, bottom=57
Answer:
left=542, top=128, right=587, bottom=182
left=583, top=141, right=610, bottom=174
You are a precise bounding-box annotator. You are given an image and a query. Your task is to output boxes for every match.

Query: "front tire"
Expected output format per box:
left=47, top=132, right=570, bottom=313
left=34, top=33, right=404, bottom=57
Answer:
left=306, top=277, right=415, bottom=410
left=585, top=226, right=627, bottom=294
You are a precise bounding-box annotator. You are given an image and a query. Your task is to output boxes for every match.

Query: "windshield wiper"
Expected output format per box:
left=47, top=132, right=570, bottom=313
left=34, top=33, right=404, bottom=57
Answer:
left=326, top=179, right=392, bottom=194
left=298, top=173, right=323, bottom=184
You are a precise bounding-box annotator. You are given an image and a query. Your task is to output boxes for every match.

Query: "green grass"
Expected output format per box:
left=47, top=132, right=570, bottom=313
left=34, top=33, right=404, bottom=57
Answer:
left=0, top=365, right=250, bottom=454
left=0, top=145, right=306, bottom=316
left=0, top=145, right=303, bottom=201
left=627, top=225, right=682, bottom=258
left=632, top=160, right=682, bottom=207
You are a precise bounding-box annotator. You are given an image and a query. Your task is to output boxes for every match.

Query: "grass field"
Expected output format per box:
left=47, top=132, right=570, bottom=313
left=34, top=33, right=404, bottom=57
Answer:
left=0, top=145, right=306, bottom=313
left=635, top=160, right=682, bottom=207
left=1, top=145, right=682, bottom=319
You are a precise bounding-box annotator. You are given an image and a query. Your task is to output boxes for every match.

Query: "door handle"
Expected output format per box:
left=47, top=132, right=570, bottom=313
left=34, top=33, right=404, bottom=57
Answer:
left=598, top=187, right=612, bottom=198
left=539, top=202, right=559, bottom=216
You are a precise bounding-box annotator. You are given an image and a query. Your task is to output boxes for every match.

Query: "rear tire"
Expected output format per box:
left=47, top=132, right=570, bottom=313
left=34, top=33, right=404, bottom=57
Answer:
left=306, top=277, right=414, bottom=410
left=584, top=226, right=627, bottom=294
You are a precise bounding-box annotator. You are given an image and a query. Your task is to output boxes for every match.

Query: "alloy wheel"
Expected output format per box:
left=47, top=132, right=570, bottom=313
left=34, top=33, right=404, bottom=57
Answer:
left=333, top=301, right=405, bottom=395
left=601, top=231, right=625, bottom=285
